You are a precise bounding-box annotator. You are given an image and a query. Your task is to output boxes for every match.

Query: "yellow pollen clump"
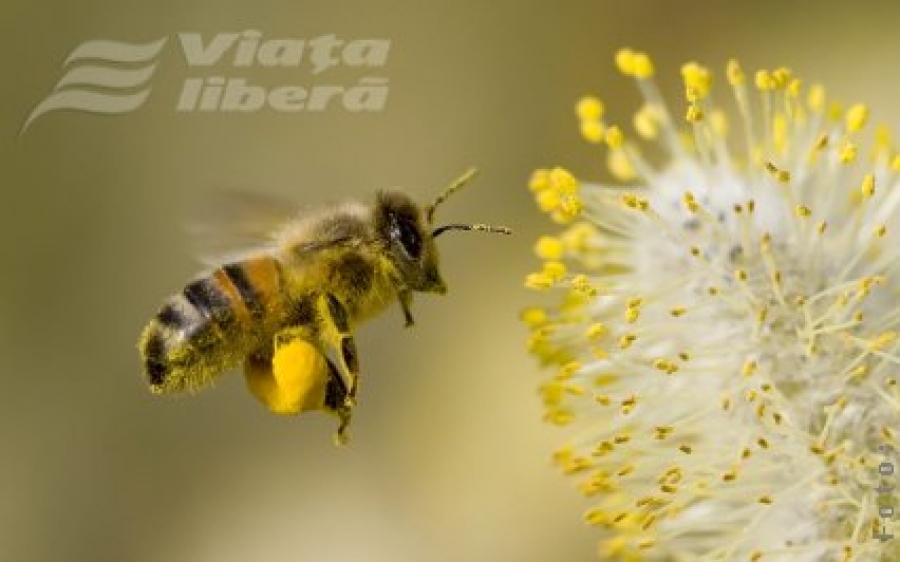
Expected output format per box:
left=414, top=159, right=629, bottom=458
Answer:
left=576, top=96, right=605, bottom=121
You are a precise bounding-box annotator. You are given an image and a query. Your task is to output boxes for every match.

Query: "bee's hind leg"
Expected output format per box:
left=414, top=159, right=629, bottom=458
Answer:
left=324, top=362, right=354, bottom=445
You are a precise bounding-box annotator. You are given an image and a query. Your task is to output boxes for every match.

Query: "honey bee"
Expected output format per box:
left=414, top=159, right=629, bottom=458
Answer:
left=138, top=169, right=510, bottom=443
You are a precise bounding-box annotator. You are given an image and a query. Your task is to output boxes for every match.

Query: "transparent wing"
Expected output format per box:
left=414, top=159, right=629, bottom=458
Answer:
left=187, top=188, right=301, bottom=266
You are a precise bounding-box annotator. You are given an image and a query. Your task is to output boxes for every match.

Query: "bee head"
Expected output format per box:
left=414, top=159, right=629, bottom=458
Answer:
left=375, top=190, right=447, bottom=294
left=375, top=169, right=511, bottom=295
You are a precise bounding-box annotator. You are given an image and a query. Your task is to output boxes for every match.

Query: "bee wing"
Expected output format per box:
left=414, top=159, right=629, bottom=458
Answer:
left=188, top=188, right=302, bottom=266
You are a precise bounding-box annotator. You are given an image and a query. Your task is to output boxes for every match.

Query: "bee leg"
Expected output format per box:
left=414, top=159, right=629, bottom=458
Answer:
left=316, top=293, right=361, bottom=405
left=324, top=362, right=353, bottom=445
left=399, top=289, right=415, bottom=327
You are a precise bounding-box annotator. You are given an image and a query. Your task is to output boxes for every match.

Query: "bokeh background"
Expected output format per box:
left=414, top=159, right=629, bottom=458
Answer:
left=3, top=1, right=900, bottom=560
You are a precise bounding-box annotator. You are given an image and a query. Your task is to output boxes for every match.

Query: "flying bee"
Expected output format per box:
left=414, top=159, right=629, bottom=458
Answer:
left=138, top=169, right=510, bottom=443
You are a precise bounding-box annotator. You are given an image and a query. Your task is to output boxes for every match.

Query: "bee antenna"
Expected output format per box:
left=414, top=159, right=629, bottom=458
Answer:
left=431, top=223, right=512, bottom=238
left=426, top=167, right=480, bottom=224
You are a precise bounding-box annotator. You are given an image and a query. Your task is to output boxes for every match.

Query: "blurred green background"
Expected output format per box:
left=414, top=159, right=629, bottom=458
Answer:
left=3, top=1, right=900, bottom=560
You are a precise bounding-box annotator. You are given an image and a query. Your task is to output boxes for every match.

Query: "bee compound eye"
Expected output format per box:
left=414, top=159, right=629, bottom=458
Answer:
left=392, top=214, right=422, bottom=259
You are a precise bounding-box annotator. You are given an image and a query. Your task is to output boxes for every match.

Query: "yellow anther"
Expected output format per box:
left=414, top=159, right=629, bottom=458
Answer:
left=795, top=205, right=812, bottom=218
left=682, top=191, right=700, bottom=213
left=870, top=331, right=898, bottom=351
left=633, top=105, right=658, bottom=139
left=536, top=189, right=560, bottom=213
left=735, top=269, right=748, bottom=282
left=710, top=109, right=728, bottom=137
left=558, top=194, right=583, bottom=220
left=625, top=307, right=641, bottom=324
left=670, top=306, right=687, bottom=317
left=580, top=120, right=604, bottom=143
left=575, top=96, right=604, bottom=121
left=771, top=67, right=792, bottom=88
left=585, top=323, right=607, bottom=340
left=605, top=125, right=625, bottom=149
left=525, top=273, right=553, bottom=290
left=686, top=104, right=704, bottom=122
left=828, top=100, right=844, bottom=123
left=742, top=360, right=757, bottom=377
left=892, top=155, right=900, bottom=171
left=632, top=52, right=655, bottom=78
left=846, top=103, right=869, bottom=133
left=607, top=150, right=637, bottom=181
left=808, top=84, right=826, bottom=112
left=520, top=307, right=548, bottom=328
left=653, top=359, right=678, bottom=374
left=621, top=193, right=650, bottom=211
left=529, top=169, right=550, bottom=192
left=549, top=167, right=578, bottom=194
left=571, top=274, right=597, bottom=296
left=817, top=221, right=828, bottom=235
left=619, top=334, right=637, bottom=349
left=542, top=261, right=567, bottom=282
left=557, top=361, right=582, bottom=379
left=876, top=225, right=887, bottom=238
left=787, top=78, right=802, bottom=97
left=755, top=69, right=776, bottom=91
left=534, top=236, right=564, bottom=260
left=861, top=173, right=876, bottom=199
left=814, top=133, right=829, bottom=150
left=615, top=48, right=637, bottom=76
left=681, top=62, right=712, bottom=100
left=726, top=59, right=744, bottom=86
left=840, top=142, right=858, bottom=163
left=560, top=222, right=597, bottom=252
left=679, top=444, right=693, bottom=454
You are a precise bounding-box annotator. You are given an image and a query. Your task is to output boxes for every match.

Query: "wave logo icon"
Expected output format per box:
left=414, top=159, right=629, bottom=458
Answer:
left=21, top=37, right=168, bottom=134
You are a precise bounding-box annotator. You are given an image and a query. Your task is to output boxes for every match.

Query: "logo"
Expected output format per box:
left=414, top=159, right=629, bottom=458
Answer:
left=22, top=38, right=167, bottom=133
left=22, top=31, right=390, bottom=133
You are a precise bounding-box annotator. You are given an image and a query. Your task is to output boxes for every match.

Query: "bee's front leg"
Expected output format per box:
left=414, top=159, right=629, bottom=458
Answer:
left=398, top=289, right=415, bottom=327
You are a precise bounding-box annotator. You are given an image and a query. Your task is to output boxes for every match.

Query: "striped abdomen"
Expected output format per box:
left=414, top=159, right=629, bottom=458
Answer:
left=139, top=256, right=283, bottom=394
